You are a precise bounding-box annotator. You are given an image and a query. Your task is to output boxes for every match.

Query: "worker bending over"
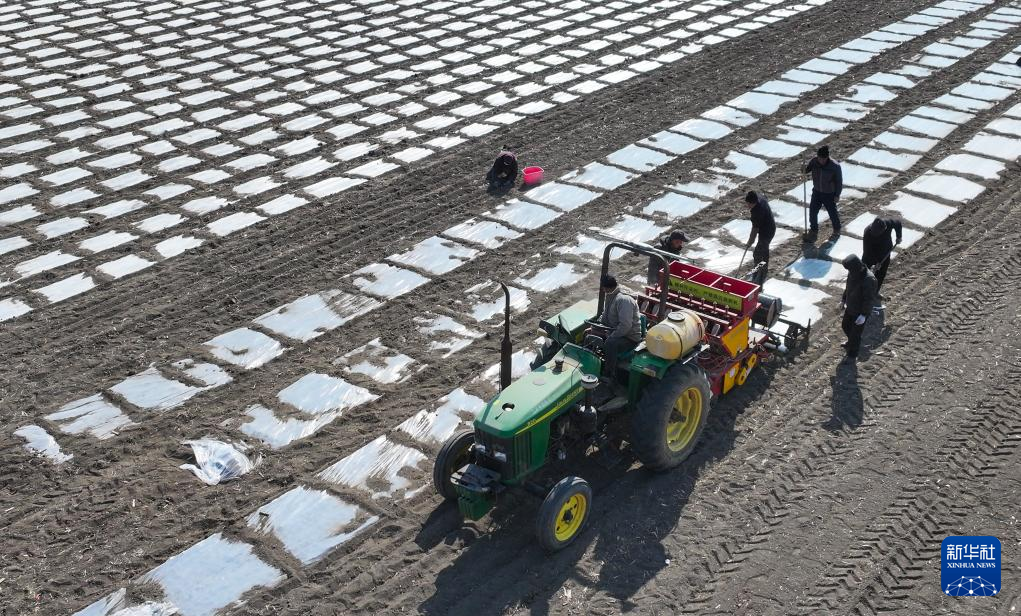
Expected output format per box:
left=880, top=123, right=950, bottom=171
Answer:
left=744, top=191, right=775, bottom=286
left=861, top=217, right=902, bottom=312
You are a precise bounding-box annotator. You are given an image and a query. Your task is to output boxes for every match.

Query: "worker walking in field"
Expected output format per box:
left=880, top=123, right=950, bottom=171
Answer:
left=599, top=274, right=643, bottom=380
left=839, top=255, right=878, bottom=360
left=804, top=145, right=843, bottom=242
left=861, top=216, right=902, bottom=313
left=647, top=229, right=689, bottom=285
left=744, top=191, right=775, bottom=286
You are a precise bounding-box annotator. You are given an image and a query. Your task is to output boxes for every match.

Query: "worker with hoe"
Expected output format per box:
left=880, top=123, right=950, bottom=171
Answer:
left=646, top=229, right=690, bottom=285
left=804, top=145, right=843, bottom=242
left=598, top=274, right=643, bottom=383
left=861, top=216, right=902, bottom=313
left=743, top=190, right=775, bottom=286
left=839, top=255, right=878, bottom=361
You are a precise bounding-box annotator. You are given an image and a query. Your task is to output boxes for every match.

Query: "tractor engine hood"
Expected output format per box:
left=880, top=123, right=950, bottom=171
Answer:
left=475, top=344, right=599, bottom=439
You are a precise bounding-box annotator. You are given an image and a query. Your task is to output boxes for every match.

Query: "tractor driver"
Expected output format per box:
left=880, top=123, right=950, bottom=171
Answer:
left=598, top=274, right=643, bottom=382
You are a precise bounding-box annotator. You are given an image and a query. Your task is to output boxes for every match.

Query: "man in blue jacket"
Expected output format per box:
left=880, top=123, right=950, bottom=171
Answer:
left=804, top=145, right=842, bottom=242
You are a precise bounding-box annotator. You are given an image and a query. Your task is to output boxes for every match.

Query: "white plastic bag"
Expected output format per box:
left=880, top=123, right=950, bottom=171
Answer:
left=180, top=439, right=257, bottom=485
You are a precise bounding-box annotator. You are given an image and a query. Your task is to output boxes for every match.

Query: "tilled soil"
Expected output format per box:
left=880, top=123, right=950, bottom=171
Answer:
left=240, top=183, right=1021, bottom=616
left=2, top=0, right=1020, bottom=614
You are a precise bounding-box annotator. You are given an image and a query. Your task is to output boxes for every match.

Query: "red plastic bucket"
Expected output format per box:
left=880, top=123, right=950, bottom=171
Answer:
left=522, top=166, right=544, bottom=185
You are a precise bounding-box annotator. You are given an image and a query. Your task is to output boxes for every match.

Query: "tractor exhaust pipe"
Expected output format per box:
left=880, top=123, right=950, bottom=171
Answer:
left=499, top=282, right=512, bottom=390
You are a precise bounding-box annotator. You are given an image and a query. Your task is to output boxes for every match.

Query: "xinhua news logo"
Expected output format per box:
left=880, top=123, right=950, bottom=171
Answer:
left=941, top=536, right=1001, bottom=596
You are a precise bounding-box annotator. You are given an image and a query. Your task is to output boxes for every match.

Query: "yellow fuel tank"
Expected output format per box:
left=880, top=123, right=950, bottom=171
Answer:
left=645, top=310, right=705, bottom=360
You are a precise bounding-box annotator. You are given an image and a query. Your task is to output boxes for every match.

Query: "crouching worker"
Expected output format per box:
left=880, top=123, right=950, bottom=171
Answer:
left=486, top=147, right=518, bottom=189
left=839, top=255, right=878, bottom=361
left=599, top=274, right=643, bottom=381
left=647, top=229, right=689, bottom=285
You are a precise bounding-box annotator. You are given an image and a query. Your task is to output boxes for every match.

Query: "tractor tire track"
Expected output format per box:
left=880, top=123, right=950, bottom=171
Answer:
left=795, top=375, right=1021, bottom=616
left=664, top=189, right=1021, bottom=614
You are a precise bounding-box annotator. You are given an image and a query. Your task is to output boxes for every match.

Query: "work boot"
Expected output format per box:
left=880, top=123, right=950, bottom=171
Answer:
left=803, top=230, right=818, bottom=243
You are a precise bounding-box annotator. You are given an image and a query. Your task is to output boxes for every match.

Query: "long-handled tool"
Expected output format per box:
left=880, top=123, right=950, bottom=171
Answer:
left=802, top=170, right=808, bottom=237
left=870, top=253, right=890, bottom=273
left=801, top=158, right=810, bottom=241
left=738, top=245, right=749, bottom=271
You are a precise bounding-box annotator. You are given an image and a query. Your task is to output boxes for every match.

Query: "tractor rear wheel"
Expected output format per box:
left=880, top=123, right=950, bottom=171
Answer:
left=433, top=429, right=476, bottom=501
left=536, top=476, right=592, bottom=552
left=630, top=362, right=711, bottom=471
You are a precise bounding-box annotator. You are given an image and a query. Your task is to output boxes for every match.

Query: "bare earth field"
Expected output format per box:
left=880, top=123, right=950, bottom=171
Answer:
left=1, top=0, right=1020, bottom=614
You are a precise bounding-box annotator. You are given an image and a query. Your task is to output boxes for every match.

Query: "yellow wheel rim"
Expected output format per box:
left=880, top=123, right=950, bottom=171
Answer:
left=554, top=493, right=587, bottom=542
left=666, top=386, right=703, bottom=452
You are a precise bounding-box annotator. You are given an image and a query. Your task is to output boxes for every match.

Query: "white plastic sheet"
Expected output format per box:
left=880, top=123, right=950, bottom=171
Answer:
left=72, top=588, right=177, bottom=616
left=139, top=533, right=284, bottom=616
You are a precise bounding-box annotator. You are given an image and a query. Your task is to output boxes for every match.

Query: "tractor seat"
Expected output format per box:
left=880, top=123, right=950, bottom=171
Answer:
left=615, top=315, right=648, bottom=360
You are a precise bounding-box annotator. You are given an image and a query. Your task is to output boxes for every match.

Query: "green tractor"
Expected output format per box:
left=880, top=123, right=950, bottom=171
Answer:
left=433, top=239, right=727, bottom=551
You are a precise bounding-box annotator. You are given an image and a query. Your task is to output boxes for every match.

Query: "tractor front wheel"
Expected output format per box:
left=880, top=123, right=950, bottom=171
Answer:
left=630, top=363, right=711, bottom=471
left=433, top=429, right=475, bottom=501
left=536, top=476, right=592, bottom=552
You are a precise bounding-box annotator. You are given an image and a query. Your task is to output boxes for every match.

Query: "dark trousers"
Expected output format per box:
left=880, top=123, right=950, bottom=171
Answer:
left=866, top=258, right=889, bottom=291
left=809, top=190, right=841, bottom=233
left=486, top=168, right=513, bottom=187
left=603, top=335, right=639, bottom=378
left=841, top=311, right=867, bottom=357
left=751, top=239, right=770, bottom=285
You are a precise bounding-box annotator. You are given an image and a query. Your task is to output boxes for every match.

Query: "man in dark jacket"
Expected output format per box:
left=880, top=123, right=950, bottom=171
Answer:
left=599, top=274, right=643, bottom=380
left=840, top=254, right=878, bottom=360
left=744, top=191, right=775, bottom=286
left=861, top=217, right=902, bottom=311
left=647, top=229, right=689, bottom=285
left=804, top=145, right=843, bottom=242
